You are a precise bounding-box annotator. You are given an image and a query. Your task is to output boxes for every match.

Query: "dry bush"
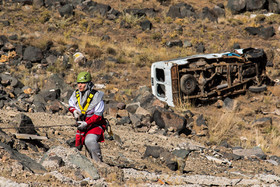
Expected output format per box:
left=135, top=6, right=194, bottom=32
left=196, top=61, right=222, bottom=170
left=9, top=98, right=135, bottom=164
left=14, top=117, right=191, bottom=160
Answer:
left=265, top=14, right=280, bottom=24
left=208, top=111, right=244, bottom=145
left=84, top=42, right=104, bottom=59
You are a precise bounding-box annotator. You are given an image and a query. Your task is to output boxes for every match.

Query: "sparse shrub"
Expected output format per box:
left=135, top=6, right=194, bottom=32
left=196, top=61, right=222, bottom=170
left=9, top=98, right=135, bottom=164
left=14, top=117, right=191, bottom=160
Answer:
left=92, top=17, right=104, bottom=26
left=266, top=14, right=280, bottom=24
left=79, top=19, right=89, bottom=31
left=227, top=18, right=244, bottom=26
left=117, top=53, right=129, bottom=64
left=107, top=47, right=117, bottom=55
left=84, top=42, right=103, bottom=59
left=174, top=18, right=184, bottom=25
left=63, top=30, right=73, bottom=39
left=39, top=10, right=51, bottom=23
left=151, top=32, right=162, bottom=41
left=169, top=31, right=178, bottom=39
left=118, top=13, right=144, bottom=27
left=254, top=14, right=266, bottom=23
left=163, top=16, right=173, bottom=24
left=154, top=17, right=161, bottom=23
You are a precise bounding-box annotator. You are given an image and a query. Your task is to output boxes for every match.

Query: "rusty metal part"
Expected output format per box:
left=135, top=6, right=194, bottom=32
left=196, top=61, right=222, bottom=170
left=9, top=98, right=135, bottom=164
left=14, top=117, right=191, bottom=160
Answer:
left=172, top=51, right=267, bottom=103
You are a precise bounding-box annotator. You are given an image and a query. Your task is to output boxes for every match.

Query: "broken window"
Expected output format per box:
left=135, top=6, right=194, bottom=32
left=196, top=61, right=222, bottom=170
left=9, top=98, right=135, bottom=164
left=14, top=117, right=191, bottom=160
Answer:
left=156, top=83, right=165, bottom=98
left=156, top=68, right=165, bottom=82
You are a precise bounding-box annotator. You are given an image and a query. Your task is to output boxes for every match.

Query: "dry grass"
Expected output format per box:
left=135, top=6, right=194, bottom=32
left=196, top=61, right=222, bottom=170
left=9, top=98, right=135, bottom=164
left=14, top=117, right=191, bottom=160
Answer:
left=207, top=108, right=280, bottom=156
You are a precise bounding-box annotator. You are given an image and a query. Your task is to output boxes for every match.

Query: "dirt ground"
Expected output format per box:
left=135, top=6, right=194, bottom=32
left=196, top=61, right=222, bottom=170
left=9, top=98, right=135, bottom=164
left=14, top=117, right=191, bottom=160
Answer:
left=0, top=94, right=279, bottom=186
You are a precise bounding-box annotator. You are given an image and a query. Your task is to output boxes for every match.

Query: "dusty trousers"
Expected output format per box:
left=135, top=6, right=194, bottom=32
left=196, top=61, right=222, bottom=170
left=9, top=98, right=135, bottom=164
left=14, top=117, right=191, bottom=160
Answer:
left=84, top=134, right=102, bottom=162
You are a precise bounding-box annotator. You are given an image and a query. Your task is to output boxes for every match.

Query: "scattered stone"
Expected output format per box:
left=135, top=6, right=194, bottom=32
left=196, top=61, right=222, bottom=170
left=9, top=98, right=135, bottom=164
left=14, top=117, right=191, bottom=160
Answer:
left=252, top=117, right=272, bottom=132
left=166, top=40, right=183, bottom=48
left=135, top=106, right=150, bottom=116
left=167, top=3, right=196, bottom=18
left=196, top=42, right=205, bottom=53
left=233, top=147, right=267, bottom=160
left=172, top=149, right=190, bottom=159
left=125, top=102, right=140, bottom=114
left=140, top=19, right=152, bottom=31
left=117, top=109, right=129, bottom=118
left=0, top=142, right=46, bottom=174
left=227, top=0, right=246, bottom=14
left=153, top=108, right=186, bottom=133
left=116, top=102, right=126, bottom=110
left=15, top=113, right=37, bottom=134
left=23, top=46, right=43, bottom=63
left=58, top=4, right=74, bottom=17
left=200, top=7, right=218, bottom=22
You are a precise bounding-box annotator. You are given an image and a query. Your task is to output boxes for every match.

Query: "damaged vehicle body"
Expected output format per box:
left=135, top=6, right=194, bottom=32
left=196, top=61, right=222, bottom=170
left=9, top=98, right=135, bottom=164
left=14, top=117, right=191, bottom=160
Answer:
left=151, top=48, right=268, bottom=107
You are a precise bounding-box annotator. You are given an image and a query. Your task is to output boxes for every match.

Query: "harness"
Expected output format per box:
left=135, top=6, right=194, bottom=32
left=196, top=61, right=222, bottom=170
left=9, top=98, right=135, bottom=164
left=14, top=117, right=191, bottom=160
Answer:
left=75, top=89, right=97, bottom=116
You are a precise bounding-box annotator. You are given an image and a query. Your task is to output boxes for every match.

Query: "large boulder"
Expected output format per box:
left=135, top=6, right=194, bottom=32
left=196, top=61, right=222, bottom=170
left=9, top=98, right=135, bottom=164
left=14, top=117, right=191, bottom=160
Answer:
left=167, top=3, right=196, bottom=18
left=125, top=8, right=157, bottom=17
left=200, top=7, right=218, bottom=22
left=246, top=0, right=267, bottom=11
left=144, top=146, right=179, bottom=171
left=153, top=108, right=186, bottom=133
left=0, top=73, right=23, bottom=89
left=84, top=2, right=111, bottom=17
left=41, top=74, right=72, bottom=94
left=39, top=89, right=61, bottom=102
left=245, top=26, right=275, bottom=39
left=212, top=4, right=225, bottom=17
left=227, top=0, right=246, bottom=14
left=40, top=146, right=99, bottom=179
left=58, top=4, right=74, bottom=17
left=140, top=19, right=153, bottom=31
left=0, top=142, right=46, bottom=174
left=33, top=0, right=44, bottom=8
left=23, top=46, right=43, bottom=63
left=14, top=113, right=37, bottom=134
left=233, top=147, right=267, bottom=160
left=268, top=0, right=280, bottom=13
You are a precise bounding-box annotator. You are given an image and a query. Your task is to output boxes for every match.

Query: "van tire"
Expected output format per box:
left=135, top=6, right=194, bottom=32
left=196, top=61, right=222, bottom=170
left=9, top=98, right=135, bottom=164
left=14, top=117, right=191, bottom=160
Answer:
left=180, top=74, right=197, bottom=95
left=248, top=84, right=267, bottom=93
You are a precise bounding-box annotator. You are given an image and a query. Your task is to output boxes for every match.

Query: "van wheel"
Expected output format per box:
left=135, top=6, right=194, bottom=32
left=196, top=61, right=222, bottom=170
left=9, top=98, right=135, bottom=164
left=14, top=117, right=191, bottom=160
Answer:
left=248, top=84, right=267, bottom=93
left=180, top=74, right=197, bottom=95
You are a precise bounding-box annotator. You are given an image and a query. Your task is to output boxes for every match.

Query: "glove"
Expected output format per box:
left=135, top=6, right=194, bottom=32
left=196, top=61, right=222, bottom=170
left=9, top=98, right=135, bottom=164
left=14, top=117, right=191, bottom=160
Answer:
left=73, top=110, right=81, bottom=120
left=77, top=121, right=88, bottom=131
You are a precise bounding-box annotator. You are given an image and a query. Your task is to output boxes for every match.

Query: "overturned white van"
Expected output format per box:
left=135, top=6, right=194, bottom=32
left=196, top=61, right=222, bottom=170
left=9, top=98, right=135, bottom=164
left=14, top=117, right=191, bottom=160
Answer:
left=151, top=48, right=268, bottom=107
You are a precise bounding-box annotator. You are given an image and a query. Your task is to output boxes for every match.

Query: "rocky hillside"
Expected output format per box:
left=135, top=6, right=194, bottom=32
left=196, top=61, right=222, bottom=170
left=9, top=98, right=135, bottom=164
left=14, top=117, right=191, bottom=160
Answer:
left=0, top=0, right=280, bottom=186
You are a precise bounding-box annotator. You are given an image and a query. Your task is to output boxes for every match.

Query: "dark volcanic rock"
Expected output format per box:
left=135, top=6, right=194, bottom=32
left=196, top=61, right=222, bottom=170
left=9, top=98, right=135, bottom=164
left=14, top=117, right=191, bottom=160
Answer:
left=33, top=0, right=44, bottom=8
left=58, top=4, right=74, bottom=17
left=144, top=145, right=166, bottom=158
left=39, top=89, right=61, bottom=102
left=245, top=26, right=275, bottom=39
left=212, top=4, right=225, bottom=17
left=246, top=0, right=267, bottom=11
left=23, top=46, right=43, bottom=63
left=268, top=0, right=280, bottom=13
left=166, top=40, right=183, bottom=48
left=153, top=108, right=186, bottom=133
left=167, top=3, right=196, bottom=19
left=140, top=19, right=152, bottom=31
left=200, top=7, right=218, bottom=22
left=0, top=142, right=46, bottom=174
left=227, top=0, right=246, bottom=14
left=15, top=113, right=37, bottom=134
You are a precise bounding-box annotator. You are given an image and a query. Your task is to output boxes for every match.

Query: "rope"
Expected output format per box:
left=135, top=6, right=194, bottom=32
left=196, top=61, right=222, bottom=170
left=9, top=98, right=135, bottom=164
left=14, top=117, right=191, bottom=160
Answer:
left=0, top=124, right=77, bottom=130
